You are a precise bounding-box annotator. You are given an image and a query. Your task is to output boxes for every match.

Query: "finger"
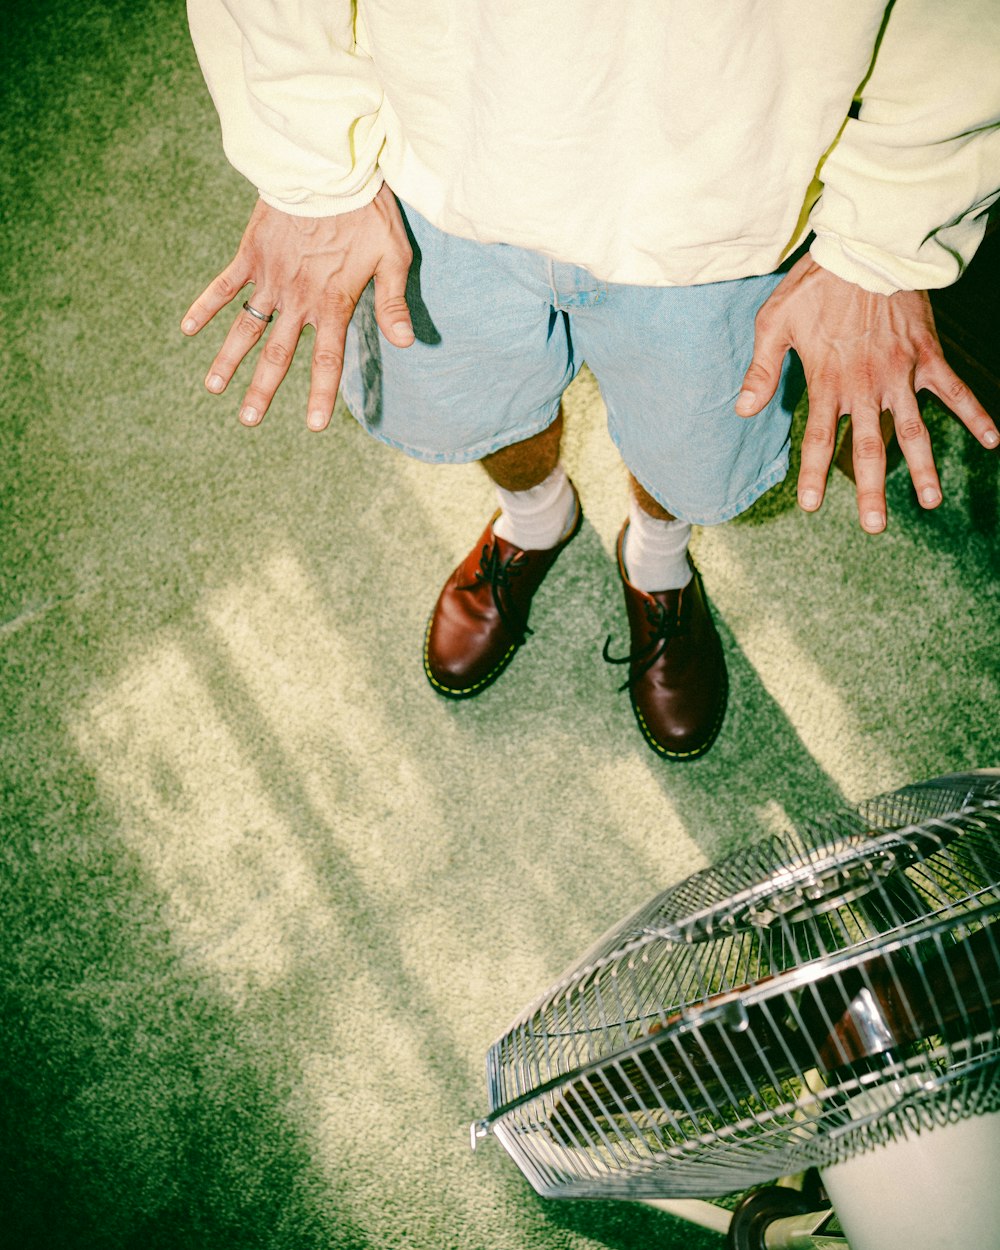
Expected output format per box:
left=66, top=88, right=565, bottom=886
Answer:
left=735, top=304, right=787, bottom=416
left=203, top=298, right=278, bottom=399
left=305, top=323, right=348, bottom=432
left=796, top=393, right=841, bottom=512
left=848, top=406, right=888, bottom=533
left=238, top=318, right=300, bottom=426
left=888, top=390, right=942, bottom=510
left=373, top=253, right=415, bottom=347
left=918, top=357, right=1000, bottom=450
left=181, top=257, right=250, bottom=336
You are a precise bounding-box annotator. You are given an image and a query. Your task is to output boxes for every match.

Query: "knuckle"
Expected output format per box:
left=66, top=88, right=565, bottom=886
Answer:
left=242, top=385, right=269, bottom=409
left=312, top=347, right=344, bottom=372
left=853, top=360, right=878, bottom=392
left=235, top=317, right=260, bottom=343
left=939, top=374, right=972, bottom=407
left=379, top=294, right=410, bottom=317
left=387, top=239, right=414, bottom=268
left=324, top=288, right=358, bottom=318
left=912, top=328, right=940, bottom=358
left=262, top=339, right=292, bottom=367
left=215, top=272, right=241, bottom=301
left=802, top=423, right=836, bottom=451
left=743, top=360, right=771, bottom=385
left=894, top=414, right=927, bottom=444
left=856, top=487, right=885, bottom=508
left=884, top=345, right=910, bottom=376
left=808, top=365, right=841, bottom=395
left=853, top=433, right=886, bottom=461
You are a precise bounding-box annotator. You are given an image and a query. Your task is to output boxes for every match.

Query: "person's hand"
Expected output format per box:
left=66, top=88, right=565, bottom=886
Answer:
left=181, top=184, right=415, bottom=430
left=735, top=254, right=999, bottom=532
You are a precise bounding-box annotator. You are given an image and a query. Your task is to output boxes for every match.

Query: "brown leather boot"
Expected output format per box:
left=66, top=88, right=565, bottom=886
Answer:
left=604, top=523, right=727, bottom=760
left=423, top=492, right=582, bottom=698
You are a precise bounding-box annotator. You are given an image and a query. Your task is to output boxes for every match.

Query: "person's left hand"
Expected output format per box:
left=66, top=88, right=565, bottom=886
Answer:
left=735, top=254, right=999, bottom=533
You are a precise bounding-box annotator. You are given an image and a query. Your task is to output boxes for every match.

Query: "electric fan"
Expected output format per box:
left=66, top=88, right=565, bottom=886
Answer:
left=473, top=771, right=1000, bottom=1249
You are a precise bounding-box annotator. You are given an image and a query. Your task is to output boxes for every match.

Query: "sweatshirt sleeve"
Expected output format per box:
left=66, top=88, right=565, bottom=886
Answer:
left=808, top=0, right=1000, bottom=295
left=186, top=0, right=384, bottom=216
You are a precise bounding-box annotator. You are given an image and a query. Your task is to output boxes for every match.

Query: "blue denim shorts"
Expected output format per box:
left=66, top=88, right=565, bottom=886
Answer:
left=340, top=200, right=800, bottom=524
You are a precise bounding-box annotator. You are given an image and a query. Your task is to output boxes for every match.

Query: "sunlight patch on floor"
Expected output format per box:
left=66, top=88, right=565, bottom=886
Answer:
left=72, top=641, right=340, bottom=1002
left=582, top=755, right=712, bottom=879
left=200, top=548, right=598, bottom=1044
left=704, top=541, right=892, bottom=800
left=66, top=538, right=859, bottom=1250
left=754, top=797, right=795, bottom=837
left=201, top=550, right=450, bottom=874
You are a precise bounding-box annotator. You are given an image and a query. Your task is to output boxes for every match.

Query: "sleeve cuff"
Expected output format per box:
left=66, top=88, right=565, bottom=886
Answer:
left=258, top=172, right=385, bottom=219
left=808, top=234, right=914, bottom=297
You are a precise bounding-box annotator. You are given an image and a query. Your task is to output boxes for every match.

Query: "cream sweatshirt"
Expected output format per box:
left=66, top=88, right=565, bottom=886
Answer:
left=187, top=0, right=1000, bottom=295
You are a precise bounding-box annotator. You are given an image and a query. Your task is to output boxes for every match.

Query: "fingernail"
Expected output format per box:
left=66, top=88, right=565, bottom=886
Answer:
left=800, top=489, right=820, bottom=510
left=206, top=374, right=225, bottom=393
left=735, top=391, right=756, bottom=414
left=863, top=511, right=885, bottom=532
left=921, top=486, right=941, bottom=506
left=182, top=318, right=197, bottom=334
left=307, top=410, right=326, bottom=431
left=392, top=320, right=415, bottom=344
left=240, top=406, right=259, bottom=425
left=984, top=429, right=999, bottom=448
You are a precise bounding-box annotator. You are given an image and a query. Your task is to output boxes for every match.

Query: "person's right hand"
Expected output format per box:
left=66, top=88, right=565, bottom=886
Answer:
left=181, top=184, right=415, bottom=430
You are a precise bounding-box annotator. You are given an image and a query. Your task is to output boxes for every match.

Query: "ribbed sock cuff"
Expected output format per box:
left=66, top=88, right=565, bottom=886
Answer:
left=493, top=464, right=576, bottom=549
left=622, top=497, right=693, bottom=591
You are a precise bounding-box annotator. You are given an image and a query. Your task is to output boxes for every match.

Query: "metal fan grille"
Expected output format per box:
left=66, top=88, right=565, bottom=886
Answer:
left=483, top=774, right=1000, bottom=1198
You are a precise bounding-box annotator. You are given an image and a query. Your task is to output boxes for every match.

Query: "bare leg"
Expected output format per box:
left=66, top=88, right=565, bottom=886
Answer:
left=481, top=409, right=563, bottom=489
left=629, top=472, right=676, bottom=522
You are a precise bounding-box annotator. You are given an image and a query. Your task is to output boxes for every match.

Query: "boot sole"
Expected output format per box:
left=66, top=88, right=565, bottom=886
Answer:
left=630, top=664, right=729, bottom=762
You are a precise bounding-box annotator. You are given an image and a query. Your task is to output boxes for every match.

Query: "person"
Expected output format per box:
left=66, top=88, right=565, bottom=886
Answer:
left=182, top=1, right=1000, bottom=761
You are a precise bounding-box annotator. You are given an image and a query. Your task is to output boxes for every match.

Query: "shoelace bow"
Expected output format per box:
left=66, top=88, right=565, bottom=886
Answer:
left=603, top=595, right=684, bottom=692
left=459, top=540, right=533, bottom=646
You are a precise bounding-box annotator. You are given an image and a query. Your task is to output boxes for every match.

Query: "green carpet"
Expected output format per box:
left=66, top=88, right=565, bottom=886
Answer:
left=3, top=4, right=998, bottom=1248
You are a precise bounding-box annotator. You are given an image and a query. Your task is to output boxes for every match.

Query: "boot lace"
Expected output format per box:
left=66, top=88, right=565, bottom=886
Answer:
left=459, top=541, right=533, bottom=646
left=603, top=597, right=682, bottom=693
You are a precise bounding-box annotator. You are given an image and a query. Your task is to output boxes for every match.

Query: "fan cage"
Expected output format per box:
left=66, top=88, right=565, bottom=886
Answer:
left=483, top=774, right=1000, bottom=1199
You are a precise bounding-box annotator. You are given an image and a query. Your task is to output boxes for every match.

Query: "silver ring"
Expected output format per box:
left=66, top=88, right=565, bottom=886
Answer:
left=242, top=300, right=274, bottom=324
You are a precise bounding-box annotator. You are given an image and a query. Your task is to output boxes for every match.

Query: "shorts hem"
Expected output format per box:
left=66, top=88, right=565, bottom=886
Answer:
left=345, top=398, right=564, bottom=465
left=625, top=451, right=789, bottom=527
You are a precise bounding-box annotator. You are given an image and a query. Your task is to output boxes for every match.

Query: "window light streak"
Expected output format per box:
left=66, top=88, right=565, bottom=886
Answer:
left=72, top=641, right=340, bottom=1000
left=755, top=798, right=794, bottom=837
left=202, top=551, right=444, bottom=848
left=582, top=755, right=712, bottom=872
left=67, top=529, right=875, bottom=1249
left=201, top=551, right=611, bottom=1044
left=700, top=541, right=891, bottom=800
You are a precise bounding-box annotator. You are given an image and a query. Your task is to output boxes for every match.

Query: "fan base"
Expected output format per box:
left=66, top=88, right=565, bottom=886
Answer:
left=820, top=1111, right=1000, bottom=1250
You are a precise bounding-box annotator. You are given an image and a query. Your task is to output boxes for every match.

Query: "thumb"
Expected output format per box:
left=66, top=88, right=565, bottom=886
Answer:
left=735, top=332, right=787, bottom=418
left=373, top=254, right=415, bottom=348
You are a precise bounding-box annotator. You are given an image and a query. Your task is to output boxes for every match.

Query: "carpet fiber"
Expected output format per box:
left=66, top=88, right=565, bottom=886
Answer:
left=3, top=4, right=998, bottom=1248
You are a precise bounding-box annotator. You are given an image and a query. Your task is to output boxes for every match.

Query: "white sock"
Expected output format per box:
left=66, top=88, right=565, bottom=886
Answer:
left=622, top=496, right=693, bottom=591
left=492, top=464, right=576, bottom=550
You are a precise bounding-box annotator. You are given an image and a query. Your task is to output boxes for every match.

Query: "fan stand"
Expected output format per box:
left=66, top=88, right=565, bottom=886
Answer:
left=642, top=1188, right=834, bottom=1248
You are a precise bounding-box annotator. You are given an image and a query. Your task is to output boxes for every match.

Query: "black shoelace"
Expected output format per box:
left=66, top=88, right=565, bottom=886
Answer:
left=603, top=597, right=682, bottom=693
left=459, top=541, right=533, bottom=646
